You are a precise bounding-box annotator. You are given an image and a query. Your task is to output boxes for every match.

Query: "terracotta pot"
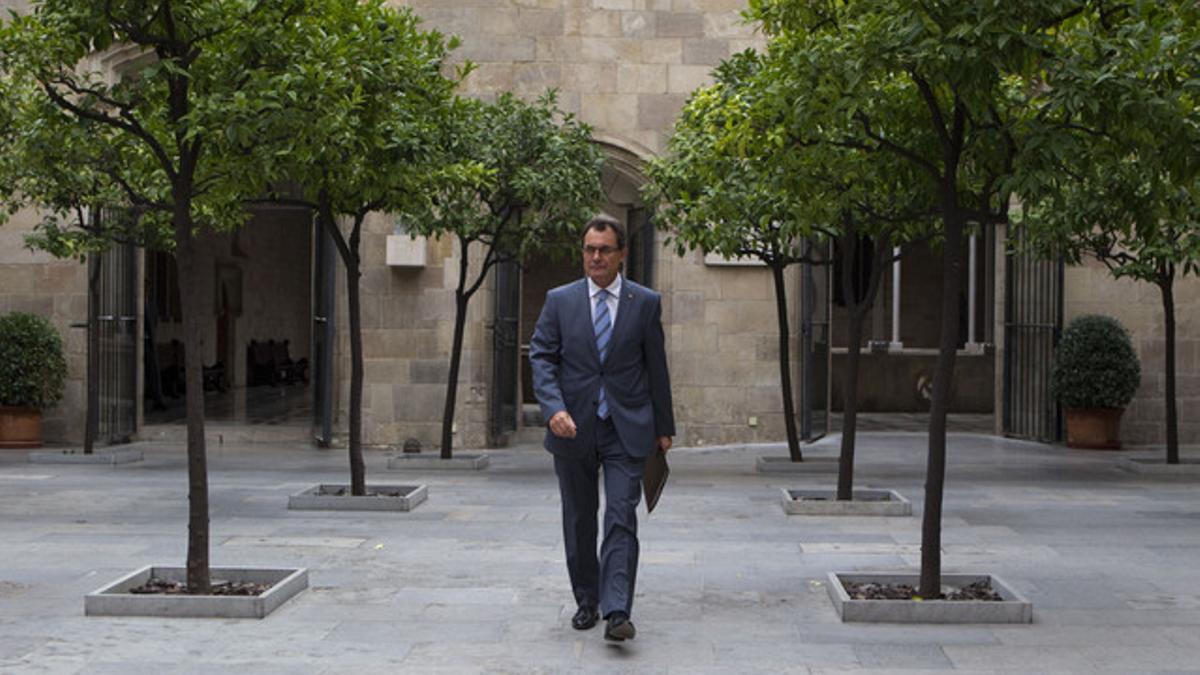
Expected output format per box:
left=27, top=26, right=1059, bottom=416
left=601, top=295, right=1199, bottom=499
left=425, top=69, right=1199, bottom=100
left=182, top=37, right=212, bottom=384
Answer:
left=1064, top=407, right=1123, bottom=450
left=0, top=406, right=43, bottom=449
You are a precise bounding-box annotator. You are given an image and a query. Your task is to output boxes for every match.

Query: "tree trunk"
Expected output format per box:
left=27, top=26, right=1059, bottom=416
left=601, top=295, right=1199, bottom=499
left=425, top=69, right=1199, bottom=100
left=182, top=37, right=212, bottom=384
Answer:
left=837, top=226, right=891, bottom=501
left=175, top=214, right=210, bottom=595
left=315, top=203, right=367, bottom=493
left=84, top=253, right=102, bottom=454
left=344, top=242, right=365, bottom=494
left=771, top=262, right=803, bottom=462
left=1160, top=277, right=1178, bottom=465
left=918, top=212, right=966, bottom=599
left=836, top=226, right=861, bottom=500
left=837, top=309, right=866, bottom=500
left=440, top=291, right=469, bottom=459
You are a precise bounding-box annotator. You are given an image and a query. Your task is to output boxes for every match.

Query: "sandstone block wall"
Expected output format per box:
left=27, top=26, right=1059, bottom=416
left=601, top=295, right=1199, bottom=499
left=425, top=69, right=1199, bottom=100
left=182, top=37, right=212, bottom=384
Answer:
left=661, top=251, right=806, bottom=447
left=389, top=1, right=803, bottom=449
left=0, top=207, right=89, bottom=443
left=396, top=0, right=763, bottom=157
left=342, top=213, right=493, bottom=451
left=1064, top=261, right=1200, bottom=447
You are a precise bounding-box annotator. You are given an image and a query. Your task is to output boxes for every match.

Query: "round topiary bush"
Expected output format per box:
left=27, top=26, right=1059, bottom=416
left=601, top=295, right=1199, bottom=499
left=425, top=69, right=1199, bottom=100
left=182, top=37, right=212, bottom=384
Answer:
left=1051, top=314, right=1140, bottom=409
left=0, top=312, right=67, bottom=410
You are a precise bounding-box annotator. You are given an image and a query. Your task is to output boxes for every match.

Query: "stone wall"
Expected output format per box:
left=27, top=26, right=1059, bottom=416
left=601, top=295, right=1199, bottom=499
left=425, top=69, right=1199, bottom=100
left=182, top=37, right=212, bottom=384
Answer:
left=662, top=253, right=805, bottom=447
left=1064, top=260, right=1200, bottom=447
left=0, top=207, right=89, bottom=443
left=388, top=1, right=799, bottom=449
left=396, top=0, right=762, bottom=158
left=344, top=214, right=493, bottom=451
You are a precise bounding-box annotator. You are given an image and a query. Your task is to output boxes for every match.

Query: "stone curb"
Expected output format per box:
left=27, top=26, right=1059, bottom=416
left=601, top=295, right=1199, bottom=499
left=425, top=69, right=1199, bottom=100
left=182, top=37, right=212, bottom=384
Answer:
left=387, top=453, right=490, bottom=471
left=28, top=448, right=143, bottom=465
left=755, top=455, right=839, bottom=474
left=780, top=488, right=912, bottom=516
left=1118, top=457, right=1200, bottom=475
left=287, top=484, right=427, bottom=511
left=85, top=566, right=308, bottom=619
left=826, top=571, right=1032, bottom=624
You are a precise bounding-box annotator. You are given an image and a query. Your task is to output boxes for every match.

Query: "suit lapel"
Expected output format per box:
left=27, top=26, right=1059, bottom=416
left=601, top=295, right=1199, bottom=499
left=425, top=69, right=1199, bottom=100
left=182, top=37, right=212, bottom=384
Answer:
left=605, top=282, right=637, bottom=364
left=576, top=280, right=603, bottom=365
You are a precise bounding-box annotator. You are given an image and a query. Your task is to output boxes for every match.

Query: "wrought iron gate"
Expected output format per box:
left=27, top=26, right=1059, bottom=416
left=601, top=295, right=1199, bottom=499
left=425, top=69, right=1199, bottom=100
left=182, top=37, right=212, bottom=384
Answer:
left=1003, top=225, right=1064, bottom=442
left=492, top=259, right=520, bottom=438
left=94, top=240, right=138, bottom=443
left=800, top=241, right=832, bottom=441
left=312, top=218, right=336, bottom=447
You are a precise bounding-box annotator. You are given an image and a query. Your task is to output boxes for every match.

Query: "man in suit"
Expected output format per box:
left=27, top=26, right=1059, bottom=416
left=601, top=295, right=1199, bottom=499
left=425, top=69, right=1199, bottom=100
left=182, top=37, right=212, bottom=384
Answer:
left=530, top=214, right=675, bottom=642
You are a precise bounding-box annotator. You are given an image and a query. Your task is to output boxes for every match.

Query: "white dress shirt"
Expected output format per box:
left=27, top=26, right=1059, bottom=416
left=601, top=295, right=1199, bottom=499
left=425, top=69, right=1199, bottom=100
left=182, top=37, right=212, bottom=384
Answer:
left=587, top=274, right=621, bottom=325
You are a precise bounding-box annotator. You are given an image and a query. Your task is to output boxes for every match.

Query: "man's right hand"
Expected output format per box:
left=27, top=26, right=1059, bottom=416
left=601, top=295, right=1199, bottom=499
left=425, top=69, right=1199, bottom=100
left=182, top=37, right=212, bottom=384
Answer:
left=549, top=411, right=577, bottom=439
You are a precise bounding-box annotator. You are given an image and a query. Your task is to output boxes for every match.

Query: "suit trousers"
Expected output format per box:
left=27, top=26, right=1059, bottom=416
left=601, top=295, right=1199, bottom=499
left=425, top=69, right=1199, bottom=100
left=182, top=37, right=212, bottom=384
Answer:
left=553, top=416, right=646, bottom=618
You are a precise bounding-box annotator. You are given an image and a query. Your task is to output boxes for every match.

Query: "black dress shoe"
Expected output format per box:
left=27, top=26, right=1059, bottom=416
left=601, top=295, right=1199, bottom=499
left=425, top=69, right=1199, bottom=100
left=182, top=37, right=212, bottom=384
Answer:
left=571, top=605, right=599, bottom=630
left=604, top=612, right=636, bottom=642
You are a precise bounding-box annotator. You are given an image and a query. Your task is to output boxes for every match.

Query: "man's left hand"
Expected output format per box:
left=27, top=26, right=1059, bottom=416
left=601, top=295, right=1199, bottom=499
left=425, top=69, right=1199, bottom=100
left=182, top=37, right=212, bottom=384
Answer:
left=657, top=436, right=672, bottom=453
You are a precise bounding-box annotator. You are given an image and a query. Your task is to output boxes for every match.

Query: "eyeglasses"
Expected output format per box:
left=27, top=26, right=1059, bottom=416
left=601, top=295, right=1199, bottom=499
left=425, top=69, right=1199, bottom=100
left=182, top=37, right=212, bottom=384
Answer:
left=583, top=245, right=620, bottom=256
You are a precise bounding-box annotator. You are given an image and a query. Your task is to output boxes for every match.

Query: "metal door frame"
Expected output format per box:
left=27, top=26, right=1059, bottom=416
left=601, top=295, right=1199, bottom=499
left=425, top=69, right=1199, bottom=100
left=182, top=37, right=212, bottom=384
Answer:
left=1002, top=225, right=1064, bottom=442
left=491, top=259, right=520, bottom=439
left=800, top=240, right=832, bottom=441
left=94, top=231, right=138, bottom=444
left=312, top=218, right=336, bottom=447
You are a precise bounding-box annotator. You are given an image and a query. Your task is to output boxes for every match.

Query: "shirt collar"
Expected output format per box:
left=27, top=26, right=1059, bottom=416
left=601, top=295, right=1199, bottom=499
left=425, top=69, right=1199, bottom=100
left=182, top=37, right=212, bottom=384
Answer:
left=587, top=274, right=622, bottom=299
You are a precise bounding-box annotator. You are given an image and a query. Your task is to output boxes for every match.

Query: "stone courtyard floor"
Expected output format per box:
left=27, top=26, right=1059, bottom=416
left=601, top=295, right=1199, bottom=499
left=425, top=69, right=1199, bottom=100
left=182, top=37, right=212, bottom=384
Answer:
left=1, top=433, right=1199, bottom=674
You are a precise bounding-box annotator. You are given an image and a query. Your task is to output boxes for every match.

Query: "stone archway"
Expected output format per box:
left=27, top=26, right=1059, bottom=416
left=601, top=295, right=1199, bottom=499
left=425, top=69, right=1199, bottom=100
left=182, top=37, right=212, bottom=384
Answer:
left=511, top=139, right=660, bottom=428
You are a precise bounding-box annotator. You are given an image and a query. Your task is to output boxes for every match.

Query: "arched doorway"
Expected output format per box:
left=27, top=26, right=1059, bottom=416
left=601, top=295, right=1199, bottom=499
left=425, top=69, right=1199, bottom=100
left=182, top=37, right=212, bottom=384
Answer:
left=491, top=141, right=658, bottom=442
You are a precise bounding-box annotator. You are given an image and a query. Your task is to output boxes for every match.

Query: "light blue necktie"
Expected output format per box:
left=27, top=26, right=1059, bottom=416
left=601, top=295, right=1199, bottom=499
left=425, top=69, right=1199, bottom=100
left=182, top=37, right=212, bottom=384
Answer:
left=594, top=288, right=612, bottom=419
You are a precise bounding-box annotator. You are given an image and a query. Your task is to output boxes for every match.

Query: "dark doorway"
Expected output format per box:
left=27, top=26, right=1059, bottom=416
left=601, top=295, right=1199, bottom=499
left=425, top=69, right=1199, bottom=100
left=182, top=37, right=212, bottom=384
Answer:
left=142, top=208, right=315, bottom=438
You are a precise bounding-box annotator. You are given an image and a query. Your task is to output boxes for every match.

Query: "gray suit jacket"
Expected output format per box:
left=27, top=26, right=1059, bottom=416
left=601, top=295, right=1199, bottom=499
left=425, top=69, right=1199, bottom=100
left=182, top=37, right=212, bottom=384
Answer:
left=530, top=277, right=675, bottom=459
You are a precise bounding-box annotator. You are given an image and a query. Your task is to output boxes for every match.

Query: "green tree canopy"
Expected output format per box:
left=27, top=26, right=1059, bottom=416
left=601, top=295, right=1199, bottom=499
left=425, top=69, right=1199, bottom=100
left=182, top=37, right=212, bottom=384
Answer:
left=256, top=0, right=472, bottom=494
left=0, top=0, right=346, bottom=593
left=1013, top=0, right=1200, bottom=463
left=745, top=0, right=1083, bottom=597
left=402, top=91, right=604, bottom=459
left=646, top=44, right=937, bottom=483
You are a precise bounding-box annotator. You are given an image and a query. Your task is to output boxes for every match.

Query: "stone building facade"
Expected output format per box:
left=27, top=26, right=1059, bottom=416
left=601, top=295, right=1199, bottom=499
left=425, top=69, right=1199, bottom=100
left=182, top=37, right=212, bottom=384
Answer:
left=1, top=0, right=1196, bottom=450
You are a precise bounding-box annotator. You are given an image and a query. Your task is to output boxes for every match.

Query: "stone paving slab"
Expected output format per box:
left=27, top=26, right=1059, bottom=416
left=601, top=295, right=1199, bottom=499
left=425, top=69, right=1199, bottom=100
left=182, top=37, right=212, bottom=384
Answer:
left=1, top=433, right=1200, bottom=671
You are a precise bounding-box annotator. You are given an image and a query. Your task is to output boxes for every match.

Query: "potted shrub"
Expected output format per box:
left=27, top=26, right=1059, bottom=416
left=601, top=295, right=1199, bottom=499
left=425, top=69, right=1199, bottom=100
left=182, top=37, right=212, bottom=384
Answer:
left=1051, top=314, right=1140, bottom=449
left=0, top=312, right=68, bottom=448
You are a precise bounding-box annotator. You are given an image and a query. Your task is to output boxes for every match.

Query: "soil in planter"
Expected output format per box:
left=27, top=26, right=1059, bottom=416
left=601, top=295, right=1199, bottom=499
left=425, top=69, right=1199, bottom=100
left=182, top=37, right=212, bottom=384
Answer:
left=843, top=579, right=1002, bottom=601
left=316, top=486, right=413, bottom=498
left=129, top=578, right=269, bottom=596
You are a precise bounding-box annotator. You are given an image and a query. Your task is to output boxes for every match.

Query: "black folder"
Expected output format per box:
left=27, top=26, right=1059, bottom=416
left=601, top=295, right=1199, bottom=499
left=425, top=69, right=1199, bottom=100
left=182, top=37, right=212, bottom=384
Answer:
left=642, top=449, right=669, bottom=513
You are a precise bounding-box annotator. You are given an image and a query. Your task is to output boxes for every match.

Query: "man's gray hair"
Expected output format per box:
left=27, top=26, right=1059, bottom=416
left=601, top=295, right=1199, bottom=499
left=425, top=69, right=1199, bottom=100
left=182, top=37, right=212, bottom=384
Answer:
left=580, top=214, right=626, bottom=250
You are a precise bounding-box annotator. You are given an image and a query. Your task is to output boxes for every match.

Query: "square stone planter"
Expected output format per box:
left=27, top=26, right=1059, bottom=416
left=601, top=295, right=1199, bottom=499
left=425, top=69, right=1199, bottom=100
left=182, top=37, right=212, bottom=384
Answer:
left=826, top=572, right=1032, bottom=624
left=287, top=484, right=427, bottom=511
left=781, top=488, right=911, bottom=516
left=85, top=566, right=308, bottom=619
left=28, top=448, right=143, bottom=465
left=1118, top=457, right=1200, bottom=475
left=387, top=453, right=489, bottom=471
left=755, top=455, right=838, bottom=474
